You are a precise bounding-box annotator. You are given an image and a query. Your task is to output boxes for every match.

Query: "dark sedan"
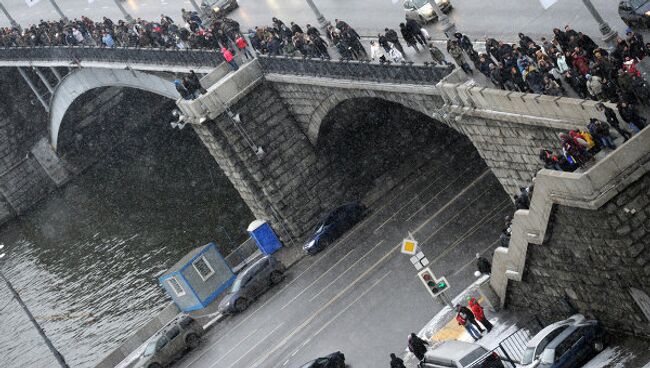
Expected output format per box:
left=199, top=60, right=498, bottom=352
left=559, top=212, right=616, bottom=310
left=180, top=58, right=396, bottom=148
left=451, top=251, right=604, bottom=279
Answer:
left=303, top=202, right=368, bottom=255
left=217, top=255, right=285, bottom=314
left=299, top=352, right=345, bottom=368
left=619, top=0, right=650, bottom=28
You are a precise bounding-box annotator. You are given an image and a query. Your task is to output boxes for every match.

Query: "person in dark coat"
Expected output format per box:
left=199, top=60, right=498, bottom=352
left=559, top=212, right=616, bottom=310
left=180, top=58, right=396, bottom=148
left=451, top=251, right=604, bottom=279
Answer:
left=407, top=333, right=428, bottom=361
left=596, top=103, right=631, bottom=141
left=400, top=22, right=419, bottom=52
left=457, top=305, right=484, bottom=333
left=389, top=353, right=406, bottom=368
left=476, top=253, right=491, bottom=274
left=385, top=27, right=404, bottom=54
left=617, top=101, right=646, bottom=134
left=406, top=18, right=426, bottom=46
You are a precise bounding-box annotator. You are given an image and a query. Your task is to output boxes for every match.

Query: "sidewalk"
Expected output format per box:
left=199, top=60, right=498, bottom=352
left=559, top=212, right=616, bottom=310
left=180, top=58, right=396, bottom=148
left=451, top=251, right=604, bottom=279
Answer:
left=401, top=276, right=650, bottom=368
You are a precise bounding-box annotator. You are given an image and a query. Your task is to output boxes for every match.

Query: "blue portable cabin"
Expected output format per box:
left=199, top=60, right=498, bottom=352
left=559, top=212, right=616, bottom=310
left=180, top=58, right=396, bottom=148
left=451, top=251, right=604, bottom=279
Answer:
left=159, top=243, right=236, bottom=312
left=247, top=219, right=283, bottom=255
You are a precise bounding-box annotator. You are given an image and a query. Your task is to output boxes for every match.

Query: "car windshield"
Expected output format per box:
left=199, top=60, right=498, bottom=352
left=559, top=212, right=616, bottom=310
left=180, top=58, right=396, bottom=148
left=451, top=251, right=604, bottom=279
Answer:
left=458, top=347, right=489, bottom=366
left=521, top=347, right=536, bottom=365
left=230, top=277, right=243, bottom=293
left=143, top=341, right=157, bottom=357
left=412, top=0, right=430, bottom=8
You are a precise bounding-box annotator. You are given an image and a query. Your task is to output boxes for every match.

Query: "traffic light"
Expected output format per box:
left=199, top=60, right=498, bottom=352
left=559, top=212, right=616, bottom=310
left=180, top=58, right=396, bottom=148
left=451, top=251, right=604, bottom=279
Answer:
left=417, top=268, right=450, bottom=298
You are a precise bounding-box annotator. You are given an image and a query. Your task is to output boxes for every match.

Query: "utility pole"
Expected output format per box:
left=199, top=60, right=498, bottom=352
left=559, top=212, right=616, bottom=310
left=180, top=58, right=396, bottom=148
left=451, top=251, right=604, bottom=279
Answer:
left=48, top=0, right=68, bottom=22
left=305, top=0, right=330, bottom=39
left=581, top=0, right=617, bottom=49
left=0, top=1, right=20, bottom=30
left=0, top=252, right=69, bottom=368
left=112, top=0, right=134, bottom=23
left=428, top=1, right=456, bottom=38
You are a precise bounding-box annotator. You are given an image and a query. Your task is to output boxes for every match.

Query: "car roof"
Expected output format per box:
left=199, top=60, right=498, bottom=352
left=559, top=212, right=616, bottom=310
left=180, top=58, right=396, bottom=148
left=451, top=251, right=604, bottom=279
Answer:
left=427, top=340, right=487, bottom=361
left=238, top=255, right=272, bottom=276
left=545, top=320, right=598, bottom=349
left=526, top=314, right=585, bottom=347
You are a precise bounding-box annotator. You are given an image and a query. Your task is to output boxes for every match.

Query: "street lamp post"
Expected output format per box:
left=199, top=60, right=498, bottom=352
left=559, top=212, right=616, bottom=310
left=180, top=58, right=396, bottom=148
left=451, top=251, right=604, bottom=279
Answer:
left=581, top=0, right=618, bottom=49
left=0, top=1, right=20, bottom=30
left=304, top=0, right=330, bottom=37
left=428, top=1, right=456, bottom=38
left=48, top=0, right=68, bottom=22
left=112, top=0, right=134, bottom=23
left=0, top=249, right=69, bottom=368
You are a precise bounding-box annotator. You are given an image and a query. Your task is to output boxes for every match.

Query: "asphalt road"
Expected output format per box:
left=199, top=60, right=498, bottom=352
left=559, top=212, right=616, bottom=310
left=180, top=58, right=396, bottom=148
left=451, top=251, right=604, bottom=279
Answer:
left=168, top=151, right=512, bottom=368
left=0, top=0, right=631, bottom=42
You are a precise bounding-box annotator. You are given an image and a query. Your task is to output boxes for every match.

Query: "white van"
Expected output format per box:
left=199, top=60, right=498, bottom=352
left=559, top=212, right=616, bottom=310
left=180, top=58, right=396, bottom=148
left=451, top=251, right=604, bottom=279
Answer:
left=403, top=0, right=453, bottom=23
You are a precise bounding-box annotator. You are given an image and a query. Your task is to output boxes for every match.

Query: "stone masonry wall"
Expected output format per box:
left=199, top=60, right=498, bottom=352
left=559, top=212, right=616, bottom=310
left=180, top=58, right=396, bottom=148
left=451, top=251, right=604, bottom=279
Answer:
left=506, top=170, right=650, bottom=336
left=194, top=81, right=344, bottom=241
left=453, top=116, right=566, bottom=197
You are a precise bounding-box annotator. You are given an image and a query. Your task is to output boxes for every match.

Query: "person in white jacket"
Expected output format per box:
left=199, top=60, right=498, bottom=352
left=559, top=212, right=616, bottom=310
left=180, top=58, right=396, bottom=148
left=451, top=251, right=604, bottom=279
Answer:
left=388, top=42, right=404, bottom=62
left=370, top=41, right=386, bottom=62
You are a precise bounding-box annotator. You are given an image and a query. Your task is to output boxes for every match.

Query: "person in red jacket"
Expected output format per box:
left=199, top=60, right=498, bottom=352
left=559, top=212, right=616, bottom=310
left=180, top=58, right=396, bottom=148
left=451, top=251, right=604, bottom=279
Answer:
left=235, top=34, right=254, bottom=60
left=469, top=297, right=493, bottom=332
left=221, top=47, right=239, bottom=71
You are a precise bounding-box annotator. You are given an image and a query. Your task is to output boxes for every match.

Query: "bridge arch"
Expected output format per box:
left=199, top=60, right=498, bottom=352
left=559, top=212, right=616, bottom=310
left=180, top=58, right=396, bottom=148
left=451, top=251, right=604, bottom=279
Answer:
left=305, top=90, right=446, bottom=145
left=49, top=68, right=180, bottom=151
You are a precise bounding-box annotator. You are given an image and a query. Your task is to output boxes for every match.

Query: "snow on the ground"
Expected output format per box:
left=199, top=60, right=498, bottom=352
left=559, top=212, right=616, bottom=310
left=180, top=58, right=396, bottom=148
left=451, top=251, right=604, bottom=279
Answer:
left=581, top=347, right=636, bottom=368
left=477, top=316, right=521, bottom=350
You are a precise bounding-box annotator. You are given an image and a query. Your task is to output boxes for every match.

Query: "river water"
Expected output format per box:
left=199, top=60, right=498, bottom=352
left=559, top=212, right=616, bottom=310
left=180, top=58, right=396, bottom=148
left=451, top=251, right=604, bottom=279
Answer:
left=0, top=122, right=253, bottom=368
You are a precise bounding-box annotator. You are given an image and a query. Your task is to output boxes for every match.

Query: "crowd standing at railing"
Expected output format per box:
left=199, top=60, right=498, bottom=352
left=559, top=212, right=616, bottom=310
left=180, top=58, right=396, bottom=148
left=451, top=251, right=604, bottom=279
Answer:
left=0, top=9, right=244, bottom=50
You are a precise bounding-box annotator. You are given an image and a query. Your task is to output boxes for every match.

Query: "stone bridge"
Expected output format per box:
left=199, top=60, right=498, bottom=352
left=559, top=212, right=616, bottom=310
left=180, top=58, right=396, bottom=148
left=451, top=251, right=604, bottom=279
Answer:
left=176, top=55, right=649, bottom=337
left=1, top=48, right=648, bottom=336
left=176, top=55, right=598, bottom=241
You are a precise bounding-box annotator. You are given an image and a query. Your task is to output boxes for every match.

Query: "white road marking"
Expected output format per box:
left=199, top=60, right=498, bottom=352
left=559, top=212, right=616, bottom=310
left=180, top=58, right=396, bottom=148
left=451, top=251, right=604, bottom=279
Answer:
left=206, top=327, right=260, bottom=366
left=284, top=271, right=394, bottom=367
left=417, top=185, right=497, bottom=244
left=428, top=200, right=511, bottom=264
left=248, top=246, right=400, bottom=368
left=308, top=240, right=385, bottom=302
left=222, top=322, right=285, bottom=368
left=410, top=170, right=490, bottom=230
left=450, top=239, right=500, bottom=277
left=406, top=166, right=485, bottom=222
left=312, top=271, right=393, bottom=338
left=374, top=173, right=449, bottom=233
left=279, top=248, right=354, bottom=310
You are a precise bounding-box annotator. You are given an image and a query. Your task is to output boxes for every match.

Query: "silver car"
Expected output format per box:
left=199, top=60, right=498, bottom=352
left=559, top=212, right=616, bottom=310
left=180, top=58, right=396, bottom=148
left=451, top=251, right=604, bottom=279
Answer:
left=403, top=0, right=453, bottom=23
left=217, top=255, right=286, bottom=314
left=135, top=315, right=203, bottom=368
left=419, top=340, right=504, bottom=368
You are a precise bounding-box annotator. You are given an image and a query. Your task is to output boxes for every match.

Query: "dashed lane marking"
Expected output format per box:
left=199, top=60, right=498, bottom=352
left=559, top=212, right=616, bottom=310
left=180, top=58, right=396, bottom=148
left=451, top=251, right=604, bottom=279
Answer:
left=205, top=326, right=260, bottom=366
left=221, top=322, right=285, bottom=368
left=410, top=170, right=490, bottom=228
left=308, top=240, right=385, bottom=302
left=406, top=168, right=487, bottom=222
left=279, top=248, right=354, bottom=310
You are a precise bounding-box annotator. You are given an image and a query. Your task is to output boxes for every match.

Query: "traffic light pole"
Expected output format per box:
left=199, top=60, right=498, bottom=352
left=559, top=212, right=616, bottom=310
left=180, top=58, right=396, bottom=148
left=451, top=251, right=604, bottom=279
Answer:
left=437, top=291, right=454, bottom=309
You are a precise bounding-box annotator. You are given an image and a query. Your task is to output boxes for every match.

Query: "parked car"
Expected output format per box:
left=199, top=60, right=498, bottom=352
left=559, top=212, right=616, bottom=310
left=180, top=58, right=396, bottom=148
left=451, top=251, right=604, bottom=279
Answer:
left=403, top=0, right=453, bottom=23
left=520, top=314, right=606, bottom=368
left=303, top=202, right=368, bottom=255
left=419, top=340, right=505, bottom=368
left=201, top=0, right=239, bottom=17
left=217, top=255, right=285, bottom=314
left=299, top=352, right=346, bottom=368
left=619, top=0, right=650, bottom=28
left=135, top=314, right=203, bottom=368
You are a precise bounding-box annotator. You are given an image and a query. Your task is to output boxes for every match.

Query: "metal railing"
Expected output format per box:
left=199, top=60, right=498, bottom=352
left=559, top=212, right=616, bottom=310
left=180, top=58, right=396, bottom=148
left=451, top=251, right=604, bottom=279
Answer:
left=257, top=55, right=453, bottom=85
left=468, top=317, right=545, bottom=368
left=0, top=46, right=223, bottom=68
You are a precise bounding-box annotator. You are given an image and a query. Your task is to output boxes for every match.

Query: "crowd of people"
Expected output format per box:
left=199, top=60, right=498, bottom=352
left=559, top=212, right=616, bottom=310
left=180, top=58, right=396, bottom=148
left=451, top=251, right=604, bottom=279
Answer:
left=0, top=9, right=245, bottom=51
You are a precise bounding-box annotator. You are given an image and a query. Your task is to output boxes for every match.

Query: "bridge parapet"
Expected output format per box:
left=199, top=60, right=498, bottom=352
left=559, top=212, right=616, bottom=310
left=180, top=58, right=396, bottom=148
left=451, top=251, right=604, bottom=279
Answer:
left=0, top=46, right=223, bottom=72
left=257, top=55, right=453, bottom=85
